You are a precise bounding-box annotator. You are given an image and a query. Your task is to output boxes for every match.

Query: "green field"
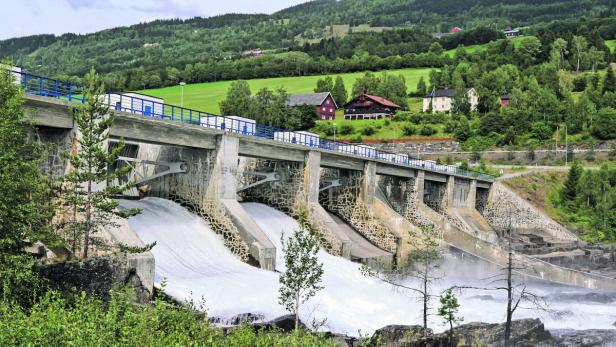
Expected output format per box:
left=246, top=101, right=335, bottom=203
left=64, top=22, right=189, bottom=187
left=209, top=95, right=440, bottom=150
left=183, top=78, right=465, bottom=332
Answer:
left=443, top=44, right=487, bottom=58
left=137, top=68, right=432, bottom=114
left=607, top=39, right=616, bottom=52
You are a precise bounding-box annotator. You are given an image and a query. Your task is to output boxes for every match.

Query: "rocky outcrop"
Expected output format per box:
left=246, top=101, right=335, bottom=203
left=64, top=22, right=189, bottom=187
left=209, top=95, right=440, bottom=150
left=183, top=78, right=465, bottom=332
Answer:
left=365, top=319, right=553, bottom=347
left=37, top=254, right=153, bottom=303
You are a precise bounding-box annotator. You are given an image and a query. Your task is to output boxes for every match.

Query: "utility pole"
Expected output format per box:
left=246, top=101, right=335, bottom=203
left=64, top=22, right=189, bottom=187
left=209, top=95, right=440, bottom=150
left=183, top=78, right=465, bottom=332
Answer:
left=179, top=81, right=186, bottom=107
left=565, top=125, right=568, bottom=166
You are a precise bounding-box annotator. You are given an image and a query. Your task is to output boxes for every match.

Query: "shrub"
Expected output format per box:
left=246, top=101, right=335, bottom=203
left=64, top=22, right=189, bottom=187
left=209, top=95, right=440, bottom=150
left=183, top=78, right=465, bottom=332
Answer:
left=531, top=121, right=553, bottom=140
left=384, top=119, right=391, bottom=126
left=339, top=124, right=354, bottom=135
left=591, top=108, right=616, bottom=140
left=350, top=135, right=363, bottom=143
left=402, top=124, right=416, bottom=136
left=362, top=126, right=376, bottom=136
left=419, top=125, right=437, bottom=136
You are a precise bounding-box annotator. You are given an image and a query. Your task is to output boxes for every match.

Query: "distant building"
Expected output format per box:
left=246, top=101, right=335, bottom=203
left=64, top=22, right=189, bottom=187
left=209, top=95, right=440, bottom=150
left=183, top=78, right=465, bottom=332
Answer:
left=500, top=93, right=510, bottom=106
left=504, top=29, right=521, bottom=38
left=242, top=49, right=263, bottom=57
left=431, top=32, right=445, bottom=40
left=422, top=87, right=478, bottom=113
left=143, top=42, right=160, bottom=47
left=286, top=92, right=337, bottom=120
left=343, top=93, right=401, bottom=120
left=450, top=26, right=462, bottom=33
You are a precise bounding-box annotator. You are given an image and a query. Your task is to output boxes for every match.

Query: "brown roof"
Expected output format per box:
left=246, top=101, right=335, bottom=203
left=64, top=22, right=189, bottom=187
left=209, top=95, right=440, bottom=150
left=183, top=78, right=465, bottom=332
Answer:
left=363, top=94, right=401, bottom=108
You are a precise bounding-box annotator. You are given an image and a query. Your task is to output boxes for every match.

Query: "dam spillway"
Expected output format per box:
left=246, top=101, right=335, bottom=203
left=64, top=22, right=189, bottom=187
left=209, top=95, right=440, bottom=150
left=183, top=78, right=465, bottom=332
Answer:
left=119, top=198, right=616, bottom=335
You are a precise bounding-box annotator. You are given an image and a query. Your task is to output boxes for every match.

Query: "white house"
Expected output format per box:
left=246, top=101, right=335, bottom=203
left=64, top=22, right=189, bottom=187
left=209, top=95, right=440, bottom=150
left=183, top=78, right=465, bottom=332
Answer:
left=103, top=92, right=164, bottom=116
left=422, top=87, right=478, bottom=113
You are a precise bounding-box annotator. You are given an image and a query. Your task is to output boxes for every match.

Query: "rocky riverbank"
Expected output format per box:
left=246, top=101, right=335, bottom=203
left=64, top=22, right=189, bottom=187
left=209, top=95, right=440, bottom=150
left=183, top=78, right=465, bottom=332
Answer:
left=222, top=315, right=616, bottom=347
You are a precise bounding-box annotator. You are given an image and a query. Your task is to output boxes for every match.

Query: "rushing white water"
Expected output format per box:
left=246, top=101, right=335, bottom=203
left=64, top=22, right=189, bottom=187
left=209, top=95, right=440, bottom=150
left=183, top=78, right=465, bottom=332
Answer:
left=119, top=198, right=616, bottom=336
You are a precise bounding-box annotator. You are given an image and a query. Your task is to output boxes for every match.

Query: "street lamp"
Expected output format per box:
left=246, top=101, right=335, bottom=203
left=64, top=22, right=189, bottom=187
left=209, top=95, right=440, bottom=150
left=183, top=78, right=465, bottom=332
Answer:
left=333, top=123, right=336, bottom=142
left=179, top=82, right=186, bottom=107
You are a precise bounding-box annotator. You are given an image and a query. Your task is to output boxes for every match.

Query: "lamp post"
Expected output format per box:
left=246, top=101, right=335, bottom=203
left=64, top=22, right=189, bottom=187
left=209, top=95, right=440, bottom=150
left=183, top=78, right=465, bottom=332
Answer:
left=333, top=123, right=336, bottom=142
left=179, top=82, right=186, bottom=107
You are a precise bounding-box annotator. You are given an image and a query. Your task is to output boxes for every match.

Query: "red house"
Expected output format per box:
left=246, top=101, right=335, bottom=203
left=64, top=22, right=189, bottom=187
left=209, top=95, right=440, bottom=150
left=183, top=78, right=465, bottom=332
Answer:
left=450, top=26, right=462, bottom=33
left=500, top=93, right=510, bottom=106
left=287, top=92, right=337, bottom=120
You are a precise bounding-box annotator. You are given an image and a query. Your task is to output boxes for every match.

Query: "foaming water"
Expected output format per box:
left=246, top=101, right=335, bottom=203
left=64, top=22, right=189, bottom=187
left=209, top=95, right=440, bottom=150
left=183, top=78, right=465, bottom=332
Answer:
left=120, top=198, right=616, bottom=335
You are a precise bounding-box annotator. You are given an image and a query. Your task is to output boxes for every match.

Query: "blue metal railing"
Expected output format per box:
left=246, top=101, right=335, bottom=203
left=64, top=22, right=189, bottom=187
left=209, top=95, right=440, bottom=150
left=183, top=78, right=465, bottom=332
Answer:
left=8, top=69, right=495, bottom=181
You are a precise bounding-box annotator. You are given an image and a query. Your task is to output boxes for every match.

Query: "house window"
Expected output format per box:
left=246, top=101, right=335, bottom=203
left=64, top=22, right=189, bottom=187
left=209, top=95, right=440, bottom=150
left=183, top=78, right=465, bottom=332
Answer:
left=329, top=108, right=333, bottom=112
left=322, top=107, right=326, bottom=111
left=326, top=99, right=330, bottom=104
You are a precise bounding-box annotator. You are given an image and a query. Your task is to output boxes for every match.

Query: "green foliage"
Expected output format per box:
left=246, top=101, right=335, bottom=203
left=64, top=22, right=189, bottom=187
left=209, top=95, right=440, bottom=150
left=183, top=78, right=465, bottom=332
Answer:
left=438, top=288, right=463, bottom=347
left=352, top=72, right=408, bottom=108
left=591, top=107, right=616, bottom=140
left=531, top=122, right=553, bottom=140
left=332, top=76, right=348, bottom=106
left=419, top=125, right=437, bottom=136
left=402, top=124, right=416, bottom=136
left=416, top=76, right=427, bottom=96
left=340, top=123, right=354, bottom=135
left=315, top=76, right=334, bottom=93
left=561, top=162, right=583, bottom=205
left=604, top=67, right=616, bottom=94
left=278, top=211, right=324, bottom=330
left=0, top=69, right=52, bottom=307
left=61, top=69, right=134, bottom=258
left=219, top=80, right=252, bottom=116
left=0, top=290, right=337, bottom=346
left=362, top=125, right=376, bottom=136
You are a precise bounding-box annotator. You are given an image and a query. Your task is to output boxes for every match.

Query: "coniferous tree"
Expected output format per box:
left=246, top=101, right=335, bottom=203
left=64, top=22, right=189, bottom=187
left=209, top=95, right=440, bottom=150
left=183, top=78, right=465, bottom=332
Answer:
left=603, top=67, right=616, bottom=94
left=278, top=211, right=324, bottom=330
left=438, top=288, right=463, bottom=347
left=561, top=161, right=582, bottom=205
left=332, top=76, right=347, bottom=106
left=416, top=76, right=427, bottom=96
left=62, top=68, right=134, bottom=258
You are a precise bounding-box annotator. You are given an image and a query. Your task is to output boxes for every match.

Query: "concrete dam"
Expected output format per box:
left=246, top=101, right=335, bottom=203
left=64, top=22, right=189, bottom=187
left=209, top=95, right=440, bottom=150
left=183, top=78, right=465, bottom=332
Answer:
left=22, top=78, right=616, bottom=335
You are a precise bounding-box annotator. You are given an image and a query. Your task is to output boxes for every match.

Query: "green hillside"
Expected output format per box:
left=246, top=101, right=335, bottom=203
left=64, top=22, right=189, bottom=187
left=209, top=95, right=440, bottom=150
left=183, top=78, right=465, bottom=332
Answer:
left=138, top=68, right=431, bottom=114
left=607, top=39, right=616, bottom=52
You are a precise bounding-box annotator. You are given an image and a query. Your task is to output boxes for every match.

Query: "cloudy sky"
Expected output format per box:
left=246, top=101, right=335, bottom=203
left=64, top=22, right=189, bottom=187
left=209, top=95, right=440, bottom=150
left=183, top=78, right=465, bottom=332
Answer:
left=0, top=0, right=309, bottom=40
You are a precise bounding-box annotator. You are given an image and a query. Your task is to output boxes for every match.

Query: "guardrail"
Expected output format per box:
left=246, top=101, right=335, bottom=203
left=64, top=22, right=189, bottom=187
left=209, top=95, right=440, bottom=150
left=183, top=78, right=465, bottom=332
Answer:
left=8, top=69, right=495, bottom=181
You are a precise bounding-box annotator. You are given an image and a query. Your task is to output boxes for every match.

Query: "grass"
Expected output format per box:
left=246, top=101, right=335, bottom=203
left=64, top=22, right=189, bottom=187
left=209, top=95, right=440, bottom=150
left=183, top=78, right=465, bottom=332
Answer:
left=137, top=68, right=432, bottom=114
left=606, top=39, right=616, bottom=53
left=443, top=44, right=487, bottom=58
left=311, top=117, right=449, bottom=141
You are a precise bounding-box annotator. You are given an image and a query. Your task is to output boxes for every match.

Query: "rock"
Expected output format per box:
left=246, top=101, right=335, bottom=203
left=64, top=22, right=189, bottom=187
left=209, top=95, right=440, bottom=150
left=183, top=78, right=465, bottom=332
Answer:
left=370, top=319, right=554, bottom=347
left=551, top=329, right=616, bottom=347
left=370, top=325, right=432, bottom=347
left=254, top=314, right=306, bottom=333
left=210, top=312, right=264, bottom=326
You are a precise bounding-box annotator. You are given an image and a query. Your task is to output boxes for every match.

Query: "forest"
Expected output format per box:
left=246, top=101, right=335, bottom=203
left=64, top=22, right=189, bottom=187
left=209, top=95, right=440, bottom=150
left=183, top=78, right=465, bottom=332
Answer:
left=1, top=0, right=615, bottom=91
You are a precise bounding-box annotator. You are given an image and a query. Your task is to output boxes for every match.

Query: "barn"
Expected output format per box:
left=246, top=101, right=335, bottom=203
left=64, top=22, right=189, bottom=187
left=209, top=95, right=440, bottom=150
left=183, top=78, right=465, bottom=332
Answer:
left=286, top=92, right=337, bottom=120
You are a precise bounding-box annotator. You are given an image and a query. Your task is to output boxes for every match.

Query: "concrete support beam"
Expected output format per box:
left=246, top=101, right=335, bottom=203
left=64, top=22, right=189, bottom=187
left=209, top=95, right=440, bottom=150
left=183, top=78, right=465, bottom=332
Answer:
left=444, top=176, right=455, bottom=209
left=468, top=179, right=477, bottom=210
left=304, top=151, right=352, bottom=258
left=361, top=161, right=377, bottom=205
left=213, top=135, right=276, bottom=270
left=415, top=170, right=425, bottom=204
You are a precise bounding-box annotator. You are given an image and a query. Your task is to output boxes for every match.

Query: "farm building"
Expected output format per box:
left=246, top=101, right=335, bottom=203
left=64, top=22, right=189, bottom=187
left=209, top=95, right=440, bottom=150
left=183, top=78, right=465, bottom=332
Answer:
left=286, top=92, right=337, bottom=120
left=422, top=87, right=478, bottom=113
left=343, top=93, right=401, bottom=120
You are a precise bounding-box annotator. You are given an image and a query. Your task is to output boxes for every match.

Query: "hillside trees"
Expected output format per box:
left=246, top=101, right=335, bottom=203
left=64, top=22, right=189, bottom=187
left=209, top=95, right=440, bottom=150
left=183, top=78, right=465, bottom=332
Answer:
left=351, top=72, right=408, bottom=108
left=314, top=76, right=334, bottom=93
left=591, top=107, right=616, bottom=140
left=219, top=80, right=252, bottom=116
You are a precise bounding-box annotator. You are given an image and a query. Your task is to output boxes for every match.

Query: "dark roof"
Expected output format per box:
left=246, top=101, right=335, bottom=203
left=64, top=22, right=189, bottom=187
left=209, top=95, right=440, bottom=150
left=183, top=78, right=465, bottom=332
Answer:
left=425, top=88, right=473, bottom=98
left=344, top=93, right=401, bottom=109
left=286, top=92, right=336, bottom=108
left=501, top=93, right=510, bottom=100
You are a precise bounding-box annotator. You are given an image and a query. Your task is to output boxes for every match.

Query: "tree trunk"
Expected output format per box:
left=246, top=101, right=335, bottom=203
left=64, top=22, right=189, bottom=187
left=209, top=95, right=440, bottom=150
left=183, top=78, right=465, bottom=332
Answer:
left=449, top=320, right=454, bottom=347
left=295, top=293, right=300, bottom=331
left=423, top=268, right=428, bottom=333
left=505, top=240, right=513, bottom=347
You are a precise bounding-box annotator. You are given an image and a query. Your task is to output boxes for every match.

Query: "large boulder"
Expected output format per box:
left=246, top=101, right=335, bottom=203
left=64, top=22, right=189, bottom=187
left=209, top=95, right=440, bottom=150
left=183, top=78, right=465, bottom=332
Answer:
left=370, top=325, right=433, bottom=347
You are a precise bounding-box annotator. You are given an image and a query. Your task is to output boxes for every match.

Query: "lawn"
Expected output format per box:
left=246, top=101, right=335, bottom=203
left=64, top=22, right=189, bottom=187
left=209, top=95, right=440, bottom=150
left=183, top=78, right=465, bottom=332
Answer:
left=607, top=39, right=616, bottom=53
left=136, top=68, right=432, bottom=114
left=311, top=117, right=450, bottom=141
left=443, top=44, right=487, bottom=58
